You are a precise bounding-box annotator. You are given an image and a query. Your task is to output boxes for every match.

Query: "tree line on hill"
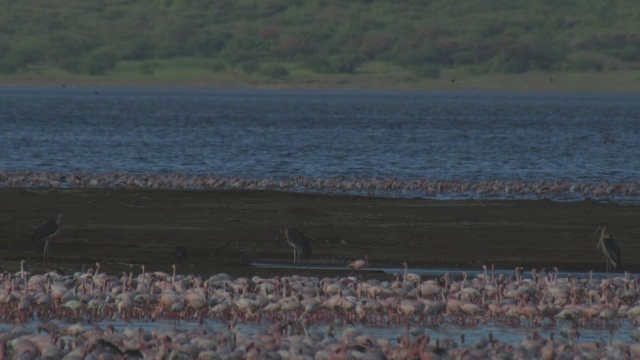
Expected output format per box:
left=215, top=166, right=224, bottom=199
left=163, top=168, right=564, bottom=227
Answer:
left=0, top=0, right=638, bottom=79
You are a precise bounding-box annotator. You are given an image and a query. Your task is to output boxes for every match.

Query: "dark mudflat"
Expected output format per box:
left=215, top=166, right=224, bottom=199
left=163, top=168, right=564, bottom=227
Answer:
left=0, top=188, right=637, bottom=278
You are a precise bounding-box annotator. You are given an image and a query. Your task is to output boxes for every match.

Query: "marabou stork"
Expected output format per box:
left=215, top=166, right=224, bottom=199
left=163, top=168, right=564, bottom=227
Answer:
left=283, top=225, right=312, bottom=267
left=594, top=224, right=622, bottom=273
left=30, top=211, right=63, bottom=262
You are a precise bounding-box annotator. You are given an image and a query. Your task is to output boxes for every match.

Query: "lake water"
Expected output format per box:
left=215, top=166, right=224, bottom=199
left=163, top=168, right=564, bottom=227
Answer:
left=1, top=318, right=630, bottom=350
left=1, top=87, right=639, bottom=184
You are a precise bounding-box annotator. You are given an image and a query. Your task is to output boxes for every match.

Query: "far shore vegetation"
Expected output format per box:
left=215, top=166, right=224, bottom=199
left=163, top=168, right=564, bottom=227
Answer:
left=0, top=0, right=639, bottom=91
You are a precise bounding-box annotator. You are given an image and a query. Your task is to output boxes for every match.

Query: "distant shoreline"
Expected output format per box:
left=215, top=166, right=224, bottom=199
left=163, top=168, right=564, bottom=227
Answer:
left=1, top=70, right=639, bottom=93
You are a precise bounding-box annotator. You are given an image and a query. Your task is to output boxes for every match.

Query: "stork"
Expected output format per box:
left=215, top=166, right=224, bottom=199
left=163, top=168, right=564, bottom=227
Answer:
left=283, top=225, right=312, bottom=267
left=173, top=245, right=188, bottom=265
left=594, top=224, right=622, bottom=273
left=30, top=211, right=63, bottom=262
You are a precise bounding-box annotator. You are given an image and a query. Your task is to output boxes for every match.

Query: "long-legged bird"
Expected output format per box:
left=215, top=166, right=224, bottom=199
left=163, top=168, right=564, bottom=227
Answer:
left=30, top=211, right=63, bottom=262
left=283, top=225, right=312, bottom=267
left=173, top=246, right=188, bottom=266
left=594, top=224, right=622, bottom=273
left=347, top=255, right=369, bottom=276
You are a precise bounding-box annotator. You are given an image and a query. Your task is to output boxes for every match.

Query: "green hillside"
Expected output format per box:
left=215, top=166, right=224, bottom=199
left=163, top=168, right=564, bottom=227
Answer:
left=1, top=0, right=639, bottom=88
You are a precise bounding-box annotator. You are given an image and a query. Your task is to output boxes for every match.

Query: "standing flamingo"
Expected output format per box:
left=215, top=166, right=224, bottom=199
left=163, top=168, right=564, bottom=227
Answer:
left=347, top=255, right=369, bottom=275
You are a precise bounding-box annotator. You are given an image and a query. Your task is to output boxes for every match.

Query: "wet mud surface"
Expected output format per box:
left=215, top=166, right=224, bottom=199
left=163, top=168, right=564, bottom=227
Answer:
left=1, top=188, right=639, bottom=278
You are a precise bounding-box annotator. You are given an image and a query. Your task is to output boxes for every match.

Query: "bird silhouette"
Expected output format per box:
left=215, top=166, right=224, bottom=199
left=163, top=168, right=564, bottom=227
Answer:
left=594, top=224, right=622, bottom=273
left=30, top=210, right=63, bottom=262
left=283, top=225, right=312, bottom=267
left=173, top=245, right=188, bottom=265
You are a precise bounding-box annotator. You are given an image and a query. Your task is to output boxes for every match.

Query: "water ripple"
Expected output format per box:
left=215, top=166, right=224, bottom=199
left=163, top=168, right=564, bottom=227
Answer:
left=1, top=87, right=639, bottom=189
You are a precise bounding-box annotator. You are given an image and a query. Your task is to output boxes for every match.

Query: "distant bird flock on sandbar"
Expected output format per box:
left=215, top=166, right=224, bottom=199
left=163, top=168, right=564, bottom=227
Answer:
left=2, top=170, right=640, bottom=200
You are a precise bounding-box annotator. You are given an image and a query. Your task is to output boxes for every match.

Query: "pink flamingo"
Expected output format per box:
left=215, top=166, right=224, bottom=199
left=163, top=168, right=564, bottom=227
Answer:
left=347, top=255, right=369, bottom=275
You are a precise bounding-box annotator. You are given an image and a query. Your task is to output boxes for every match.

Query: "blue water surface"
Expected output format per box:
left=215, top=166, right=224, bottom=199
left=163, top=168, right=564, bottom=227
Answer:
left=1, top=87, right=638, bottom=183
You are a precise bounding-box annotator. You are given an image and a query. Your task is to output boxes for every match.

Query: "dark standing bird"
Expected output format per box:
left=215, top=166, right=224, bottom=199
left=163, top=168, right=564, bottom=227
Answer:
left=594, top=224, right=622, bottom=273
left=173, top=246, right=188, bottom=265
left=283, top=225, right=312, bottom=267
left=30, top=211, right=63, bottom=262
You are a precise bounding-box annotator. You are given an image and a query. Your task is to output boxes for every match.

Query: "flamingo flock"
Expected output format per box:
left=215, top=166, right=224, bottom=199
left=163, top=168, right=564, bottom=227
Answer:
left=2, top=170, right=640, bottom=201
left=2, top=262, right=640, bottom=358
